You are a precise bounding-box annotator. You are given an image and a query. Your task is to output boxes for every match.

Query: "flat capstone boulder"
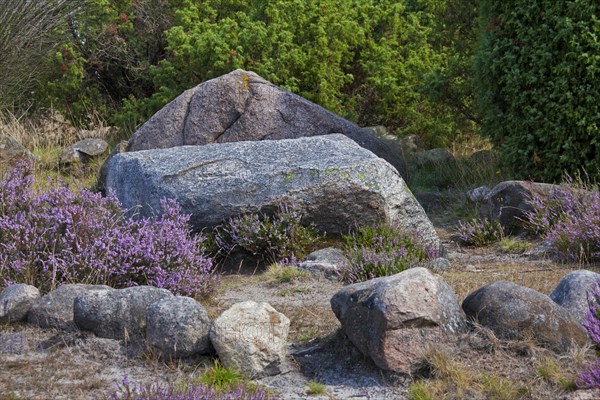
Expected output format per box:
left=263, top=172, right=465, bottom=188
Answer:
left=0, top=284, right=40, bottom=323
left=27, top=284, right=111, bottom=330
left=462, top=281, right=587, bottom=353
left=59, top=138, right=108, bottom=164
left=209, top=301, right=290, bottom=379
left=106, top=134, right=441, bottom=252
left=146, top=296, right=212, bottom=358
left=127, top=69, right=406, bottom=179
left=331, top=267, right=467, bottom=373
left=74, top=286, right=173, bottom=341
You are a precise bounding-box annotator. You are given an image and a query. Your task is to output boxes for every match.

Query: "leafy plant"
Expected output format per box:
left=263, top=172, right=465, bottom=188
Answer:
left=526, top=184, right=600, bottom=262
left=455, top=218, right=503, bottom=246
left=0, top=162, right=216, bottom=296
left=211, top=202, right=319, bottom=264
left=339, top=220, right=436, bottom=283
left=40, top=0, right=175, bottom=127
left=24, top=0, right=482, bottom=143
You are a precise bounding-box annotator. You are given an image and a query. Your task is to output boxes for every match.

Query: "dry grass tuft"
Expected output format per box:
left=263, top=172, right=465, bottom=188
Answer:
left=412, top=346, right=479, bottom=398
left=0, top=109, right=116, bottom=191
left=480, top=372, right=527, bottom=400
left=265, top=263, right=309, bottom=284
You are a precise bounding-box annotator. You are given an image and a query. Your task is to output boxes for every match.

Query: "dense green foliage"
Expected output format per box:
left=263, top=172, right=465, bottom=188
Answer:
left=144, top=0, right=441, bottom=133
left=33, top=0, right=478, bottom=142
left=41, top=0, right=175, bottom=126
left=4, top=0, right=598, bottom=181
left=476, top=0, right=600, bottom=182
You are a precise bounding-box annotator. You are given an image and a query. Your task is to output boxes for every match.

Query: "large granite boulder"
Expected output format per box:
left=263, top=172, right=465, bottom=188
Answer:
left=105, top=135, right=441, bottom=251
left=97, top=140, right=128, bottom=193
left=330, top=267, right=467, bottom=373
left=27, top=284, right=111, bottom=330
left=479, top=180, right=558, bottom=234
left=0, top=284, right=40, bottom=323
left=127, top=69, right=406, bottom=179
left=73, top=286, right=173, bottom=341
left=146, top=296, right=212, bottom=358
left=462, top=281, right=587, bottom=353
left=209, top=301, right=290, bottom=378
left=550, top=270, right=600, bottom=325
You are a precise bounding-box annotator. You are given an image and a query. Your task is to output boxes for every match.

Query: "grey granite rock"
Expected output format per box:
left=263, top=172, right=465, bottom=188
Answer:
left=0, top=284, right=40, bottom=323
left=106, top=135, right=441, bottom=252
left=128, top=69, right=406, bottom=178
left=331, top=267, right=467, bottom=373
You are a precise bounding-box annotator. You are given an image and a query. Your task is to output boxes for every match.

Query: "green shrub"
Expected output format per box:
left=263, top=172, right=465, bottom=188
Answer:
left=30, top=0, right=480, bottom=143
left=475, top=0, right=600, bottom=182
left=38, top=0, right=174, bottom=127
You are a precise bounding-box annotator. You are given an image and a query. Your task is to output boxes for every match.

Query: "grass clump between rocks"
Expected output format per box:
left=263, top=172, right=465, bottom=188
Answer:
left=0, top=161, right=216, bottom=296
left=410, top=347, right=531, bottom=400
left=265, top=263, right=308, bottom=284
left=339, top=220, right=436, bottom=283
left=305, top=380, right=326, bottom=396
left=197, top=360, right=243, bottom=391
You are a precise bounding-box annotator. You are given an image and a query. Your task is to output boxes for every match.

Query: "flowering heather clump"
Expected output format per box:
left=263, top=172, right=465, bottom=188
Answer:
left=340, top=220, right=436, bottom=284
left=455, top=218, right=503, bottom=247
left=109, top=377, right=275, bottom=400
left=526, top=184, right=600, bottom=262
left=212, top=202, right=319, bottom=263
left=0, top=161, right=215, bottom=296
left=576, top=280, right=600, bottom=388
